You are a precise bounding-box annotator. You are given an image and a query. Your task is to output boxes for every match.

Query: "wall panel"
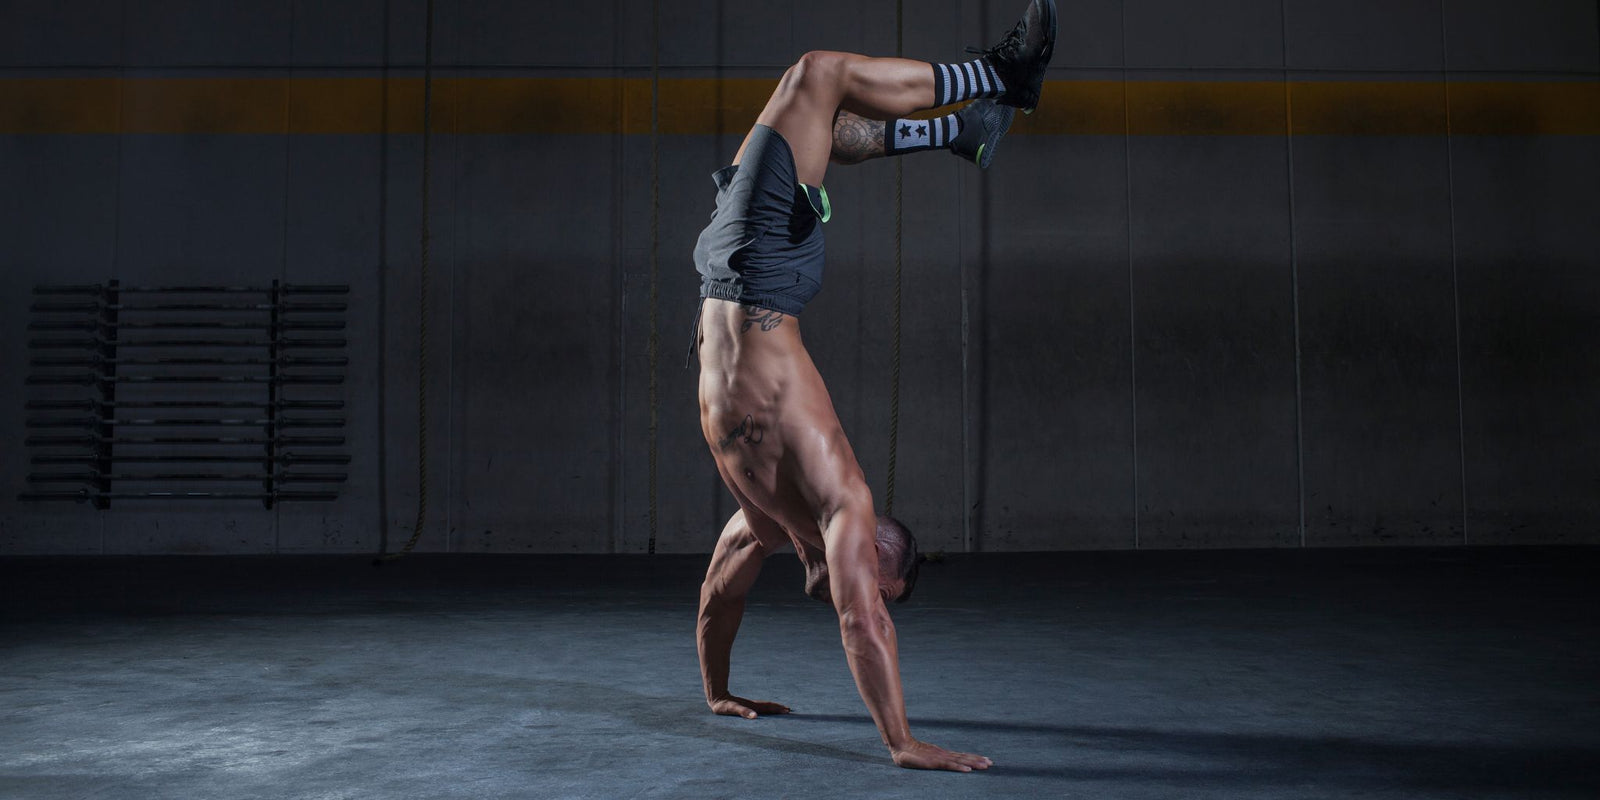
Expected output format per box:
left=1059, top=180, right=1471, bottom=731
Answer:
left=1443, top=0, right=1600, bottom=73
left=455, top=0, right=617, bottom=68
left=1128, top=133, right=1299, bottom=548
left=293, top=0, right=389, bottom=67
left=278, top=135, right=383, bottom=553
left=124, top=1, right=293, bottom=67
left=0, top=134, right=120, bottom=553
left=1124, top=0, right=1284, bottom=69
left=1453, top=135, right=1600, bottom=543
left=449, top=134, right=619, bottom=552
left=980, top=134, right=1135, bottom=550
left=1283, top=0, right=1444, bottom=71
left=1291, top=133, right=1464, bottom=546
left=0, top=0, right=124, bottom=67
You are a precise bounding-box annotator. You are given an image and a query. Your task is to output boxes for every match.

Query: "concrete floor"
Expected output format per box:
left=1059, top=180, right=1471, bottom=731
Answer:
left=1, top=547, right=1596, bottom=799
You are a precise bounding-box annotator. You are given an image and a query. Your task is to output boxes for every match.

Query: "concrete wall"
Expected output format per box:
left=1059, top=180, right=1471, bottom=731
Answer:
left=2, top=0, right=1596, bottom=554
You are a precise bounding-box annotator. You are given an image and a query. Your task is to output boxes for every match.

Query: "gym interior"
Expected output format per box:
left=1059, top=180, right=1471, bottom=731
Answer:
left=2, top=2, right=1596, bottom=798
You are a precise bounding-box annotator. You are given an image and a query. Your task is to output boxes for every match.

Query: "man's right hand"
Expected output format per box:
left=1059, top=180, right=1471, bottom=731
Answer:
left=891, top=739, right=993, bottom=772
left=709, top=694, right=792, bottom=720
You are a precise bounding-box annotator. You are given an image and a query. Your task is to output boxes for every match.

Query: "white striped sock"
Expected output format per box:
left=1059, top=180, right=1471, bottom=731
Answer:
left=885, top=111, right=964, bottom=154
left=933, top=59, right=1006, bottom=105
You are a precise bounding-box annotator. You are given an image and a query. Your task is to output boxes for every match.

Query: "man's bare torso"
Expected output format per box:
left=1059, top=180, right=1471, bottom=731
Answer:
left=696, top=297, right=866, bottom=565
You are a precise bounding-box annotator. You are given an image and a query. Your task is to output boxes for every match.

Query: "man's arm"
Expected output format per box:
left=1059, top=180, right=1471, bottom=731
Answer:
left=698, top=514, right=790, bottom=718
left=824, top=514, right=992, bottom=772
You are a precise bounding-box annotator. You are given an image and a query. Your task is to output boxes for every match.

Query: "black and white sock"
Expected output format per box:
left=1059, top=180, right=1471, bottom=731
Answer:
left=884, top=112, right=964, bottom=156
left=931, top=59, right=1006, bottom=106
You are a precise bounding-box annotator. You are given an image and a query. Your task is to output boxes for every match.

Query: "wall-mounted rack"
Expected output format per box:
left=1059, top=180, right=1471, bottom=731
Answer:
left=19, top=281, right=351, bottom=508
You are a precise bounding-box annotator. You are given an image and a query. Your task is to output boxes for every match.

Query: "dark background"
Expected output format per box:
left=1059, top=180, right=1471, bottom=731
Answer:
left=2, top=0, right=1596, bottom=555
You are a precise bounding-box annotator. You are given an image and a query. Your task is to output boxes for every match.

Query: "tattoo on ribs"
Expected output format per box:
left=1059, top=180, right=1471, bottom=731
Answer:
left=831, top=110, right=885, bottom=165
left=717, top=414, right=764, bottom=450
left=741, top=305, right=784, bottom=333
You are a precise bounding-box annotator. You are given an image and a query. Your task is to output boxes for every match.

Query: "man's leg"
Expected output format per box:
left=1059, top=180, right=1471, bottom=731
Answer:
left=740, top=0, right=1057, bottom=185
left=830, top=102, right=1016, bottom=170
left=744, top=51, right=936, bottom=185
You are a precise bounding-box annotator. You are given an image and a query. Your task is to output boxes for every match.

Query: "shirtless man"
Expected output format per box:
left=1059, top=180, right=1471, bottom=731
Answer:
left=691, top=0, right=1056, bottom=772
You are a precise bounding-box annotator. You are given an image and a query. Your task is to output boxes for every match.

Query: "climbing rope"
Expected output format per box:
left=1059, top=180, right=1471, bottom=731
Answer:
left=885, top=0, right=905, bottom=517
left=646, top=0, right=661, bottom=554
left=380, top=0, right=435, bottom=563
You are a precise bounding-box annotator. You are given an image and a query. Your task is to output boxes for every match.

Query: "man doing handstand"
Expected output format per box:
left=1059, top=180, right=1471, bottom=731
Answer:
left=691, top=0, right=1056, bottom=772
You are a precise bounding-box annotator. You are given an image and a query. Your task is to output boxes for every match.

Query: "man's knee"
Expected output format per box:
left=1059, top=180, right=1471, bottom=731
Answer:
left=783, top=50, right=848, bottom=94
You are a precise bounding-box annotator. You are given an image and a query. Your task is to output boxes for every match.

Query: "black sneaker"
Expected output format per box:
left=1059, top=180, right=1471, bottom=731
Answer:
left=968, top=0, right=1057, bottom=114
left=950, top=100, right=1015, bottom=169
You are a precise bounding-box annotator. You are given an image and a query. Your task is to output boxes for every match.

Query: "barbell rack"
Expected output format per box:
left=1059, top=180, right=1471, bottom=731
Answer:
left=19, top=280, right=351, bottom=509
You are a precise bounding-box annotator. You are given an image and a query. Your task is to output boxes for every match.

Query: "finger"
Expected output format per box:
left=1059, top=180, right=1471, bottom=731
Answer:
left=936, top=751, right=989, bottom=771
left=718, top=701, right=757, bottom=719
left=938, top=747, right=988, bottom=762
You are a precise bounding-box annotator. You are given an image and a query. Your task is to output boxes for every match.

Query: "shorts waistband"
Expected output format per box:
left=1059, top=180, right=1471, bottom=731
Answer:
left=699, top=280, right=806, bottom=317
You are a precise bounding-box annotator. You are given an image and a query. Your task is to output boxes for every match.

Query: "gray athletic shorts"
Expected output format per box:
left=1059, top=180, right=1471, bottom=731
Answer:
left=692, top=124, right=830, bottom=317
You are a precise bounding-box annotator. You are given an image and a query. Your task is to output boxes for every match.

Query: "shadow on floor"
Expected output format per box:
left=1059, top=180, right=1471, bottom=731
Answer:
left=784, top=713, right=1599, bottom=795
left=503, top=677, right=883, bottom=766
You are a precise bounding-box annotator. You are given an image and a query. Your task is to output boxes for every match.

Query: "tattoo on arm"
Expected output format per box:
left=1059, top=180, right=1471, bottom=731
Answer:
left=740, top=305, right=784, bottom=333
left=831, top=110, right=885, bottom=166
left=717, top=414, right=764, bottom=450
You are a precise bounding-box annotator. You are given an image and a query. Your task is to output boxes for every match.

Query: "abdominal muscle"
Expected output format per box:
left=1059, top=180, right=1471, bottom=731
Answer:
left=696, top=297, right=855, bottom=555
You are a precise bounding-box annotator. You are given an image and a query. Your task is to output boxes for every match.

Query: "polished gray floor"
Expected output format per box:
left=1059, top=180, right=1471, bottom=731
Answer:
left=2, top=547, right=1596, bottom=799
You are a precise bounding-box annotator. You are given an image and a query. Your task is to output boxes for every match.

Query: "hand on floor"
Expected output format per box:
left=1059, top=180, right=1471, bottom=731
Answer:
left=709, top=695, right=791, bottom=719
left=890, top=740, right=993, bottom=773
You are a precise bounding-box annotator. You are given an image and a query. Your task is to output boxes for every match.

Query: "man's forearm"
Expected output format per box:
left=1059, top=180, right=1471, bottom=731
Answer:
left=838, top=605, right=915, bottom=752
left=697, top=588, right=745, bottom=704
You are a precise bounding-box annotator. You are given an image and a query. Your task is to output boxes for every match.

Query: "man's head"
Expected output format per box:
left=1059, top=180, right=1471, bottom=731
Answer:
left=803, top=514, right=921, bottom=605
left=875, top=515, right=921, bottom=604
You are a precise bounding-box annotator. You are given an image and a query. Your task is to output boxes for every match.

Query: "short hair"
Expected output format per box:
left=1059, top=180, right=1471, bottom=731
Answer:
left=875, top=515, right=921, bottom=604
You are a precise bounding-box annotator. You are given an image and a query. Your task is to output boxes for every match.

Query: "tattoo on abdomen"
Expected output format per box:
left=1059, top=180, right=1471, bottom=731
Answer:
left=741, top=305, right=784, bottom=333
left=831, top=111, right=885, bottom=165
left=717, top=414, right=764, bottom=450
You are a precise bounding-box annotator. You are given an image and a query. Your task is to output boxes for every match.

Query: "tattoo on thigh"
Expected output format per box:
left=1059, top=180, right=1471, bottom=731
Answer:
left=741, top=305, right=784, bottom=333
left=717, top=414, right=764, bottom=450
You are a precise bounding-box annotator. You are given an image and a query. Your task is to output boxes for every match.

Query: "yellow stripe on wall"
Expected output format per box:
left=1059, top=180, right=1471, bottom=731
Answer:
left=1124, top=81, right=1288, bottom=136
left=1, top=79, right=122, bottom=134
left=0, top=77, right=1595, bottom=136
left=1448, top=81, right=1600, bottom=136
left=1288, top=81, right=1448, bottom=136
